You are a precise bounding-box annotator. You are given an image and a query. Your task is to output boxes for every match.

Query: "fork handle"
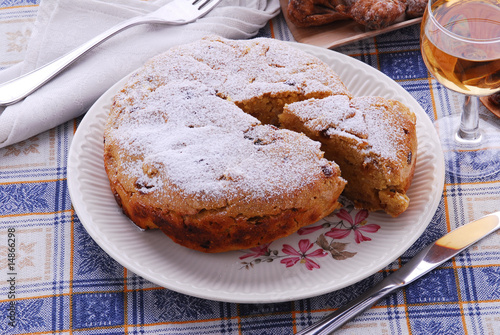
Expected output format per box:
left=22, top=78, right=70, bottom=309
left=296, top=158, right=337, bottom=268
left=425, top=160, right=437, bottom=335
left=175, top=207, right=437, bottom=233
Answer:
left=0, top=15, right=163, bottom=106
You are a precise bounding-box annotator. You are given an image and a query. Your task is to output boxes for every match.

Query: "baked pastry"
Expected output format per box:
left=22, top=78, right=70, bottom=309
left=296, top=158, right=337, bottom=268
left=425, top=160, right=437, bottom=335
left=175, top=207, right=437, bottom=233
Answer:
left=104, top=36, right=349, bottom=253
left=280, top=95, right=417, bottom=217
left=349, top=0, right=406, bottom=29
left=406, top=0, right=428, bottom=18
left=287, top=0, right=352, bottom=27
left=287, top=0, right=427, bottom=30
left=104, top=36, right=417, bottom=253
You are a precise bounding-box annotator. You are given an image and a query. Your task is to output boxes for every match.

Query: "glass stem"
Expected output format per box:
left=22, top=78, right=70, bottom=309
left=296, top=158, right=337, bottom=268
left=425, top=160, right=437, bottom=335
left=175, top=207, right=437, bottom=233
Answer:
left=456, top=95, right=481, bottom=143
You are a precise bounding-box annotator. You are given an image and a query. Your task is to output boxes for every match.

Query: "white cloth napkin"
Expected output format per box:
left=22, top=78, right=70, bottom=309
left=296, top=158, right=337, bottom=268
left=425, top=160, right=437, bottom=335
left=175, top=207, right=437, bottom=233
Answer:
left=0, top=0, right=280, bottom=148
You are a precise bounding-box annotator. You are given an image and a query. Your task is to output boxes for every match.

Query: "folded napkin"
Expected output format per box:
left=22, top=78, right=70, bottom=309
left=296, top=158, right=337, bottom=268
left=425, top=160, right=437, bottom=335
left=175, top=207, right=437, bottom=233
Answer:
left=0, top=0, right=280, bottom=148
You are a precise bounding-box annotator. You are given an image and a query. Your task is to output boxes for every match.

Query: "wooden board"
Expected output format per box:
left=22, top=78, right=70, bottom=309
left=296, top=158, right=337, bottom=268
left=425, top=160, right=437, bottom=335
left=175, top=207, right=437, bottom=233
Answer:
left=279, top=0, right=422, bottom=49
left=480, top=96, right=500, bottom=119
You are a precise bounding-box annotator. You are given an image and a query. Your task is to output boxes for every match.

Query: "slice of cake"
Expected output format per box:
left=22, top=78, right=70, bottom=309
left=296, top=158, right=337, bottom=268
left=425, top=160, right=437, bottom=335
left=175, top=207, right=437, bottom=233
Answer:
left=280, top=95, right=417, bottom=217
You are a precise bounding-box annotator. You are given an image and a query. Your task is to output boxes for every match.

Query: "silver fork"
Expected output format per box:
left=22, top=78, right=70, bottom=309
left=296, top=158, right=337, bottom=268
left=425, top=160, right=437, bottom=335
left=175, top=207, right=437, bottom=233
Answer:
left=0, top=0, right=222, bottom=106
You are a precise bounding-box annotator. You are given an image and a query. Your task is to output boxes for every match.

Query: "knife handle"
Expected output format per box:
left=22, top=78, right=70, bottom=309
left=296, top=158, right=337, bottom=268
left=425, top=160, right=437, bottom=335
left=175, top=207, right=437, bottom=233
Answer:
left=296, top=211, right=500, bottom=335
left=295, top=242, right=437, bottom=335
left=295, top=278, right=401, bottom=335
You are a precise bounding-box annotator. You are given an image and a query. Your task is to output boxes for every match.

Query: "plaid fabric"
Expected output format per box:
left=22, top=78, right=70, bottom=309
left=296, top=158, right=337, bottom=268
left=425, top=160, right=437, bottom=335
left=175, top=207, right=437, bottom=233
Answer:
left=1, top=1, right=500, bottom=334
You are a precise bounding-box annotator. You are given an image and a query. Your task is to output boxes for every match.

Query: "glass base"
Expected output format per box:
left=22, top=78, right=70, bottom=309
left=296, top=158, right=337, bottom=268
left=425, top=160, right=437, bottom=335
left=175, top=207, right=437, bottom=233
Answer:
left=434, top=113, right=500, bottom=178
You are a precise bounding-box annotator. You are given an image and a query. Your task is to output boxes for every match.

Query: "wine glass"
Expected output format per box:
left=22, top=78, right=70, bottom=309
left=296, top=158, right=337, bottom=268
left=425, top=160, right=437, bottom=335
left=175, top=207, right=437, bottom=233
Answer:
left=420, top=0, right=500, bottom=177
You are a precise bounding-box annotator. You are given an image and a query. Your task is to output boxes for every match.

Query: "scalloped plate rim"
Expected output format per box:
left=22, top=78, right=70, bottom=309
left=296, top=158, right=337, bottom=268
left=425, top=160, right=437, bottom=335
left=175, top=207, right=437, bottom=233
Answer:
left=67, top=41, right=445, bottom=303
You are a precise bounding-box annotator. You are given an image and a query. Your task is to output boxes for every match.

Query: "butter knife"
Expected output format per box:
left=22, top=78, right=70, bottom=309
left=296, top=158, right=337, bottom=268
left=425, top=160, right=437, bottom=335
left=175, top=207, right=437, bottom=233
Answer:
left=296, top=211, right=500, bottom=335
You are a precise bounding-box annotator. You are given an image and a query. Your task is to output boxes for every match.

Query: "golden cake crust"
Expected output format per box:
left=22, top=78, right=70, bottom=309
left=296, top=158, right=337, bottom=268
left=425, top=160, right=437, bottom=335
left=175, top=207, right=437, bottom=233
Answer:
left=104, top=36, right=348, bottom=253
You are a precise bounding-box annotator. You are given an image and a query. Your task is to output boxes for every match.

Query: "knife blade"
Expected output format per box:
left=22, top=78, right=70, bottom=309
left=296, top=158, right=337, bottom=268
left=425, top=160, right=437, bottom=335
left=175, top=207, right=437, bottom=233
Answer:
left=296, top=211, right=500, bottom=335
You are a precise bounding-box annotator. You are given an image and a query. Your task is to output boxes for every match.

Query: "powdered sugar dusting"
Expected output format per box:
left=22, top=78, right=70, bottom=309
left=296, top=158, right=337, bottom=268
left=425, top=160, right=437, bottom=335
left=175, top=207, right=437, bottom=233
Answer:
left=285, top=95, right=411, bottom=161
left=112, top=102, right=330, bottom=201
left=105, top=36, right=344, bottom=203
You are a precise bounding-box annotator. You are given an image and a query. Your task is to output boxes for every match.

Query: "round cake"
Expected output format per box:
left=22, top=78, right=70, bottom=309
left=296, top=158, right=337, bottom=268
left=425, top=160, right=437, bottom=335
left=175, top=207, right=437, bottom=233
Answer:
left=104, top=36, right=417, bottom=253
left=104, top=36, right=350, bottom=253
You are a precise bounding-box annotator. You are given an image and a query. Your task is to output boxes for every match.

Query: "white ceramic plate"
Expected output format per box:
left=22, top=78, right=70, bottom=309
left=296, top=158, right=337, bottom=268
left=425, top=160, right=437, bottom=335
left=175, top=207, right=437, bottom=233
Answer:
left=67, top=42, right=444, bottom=303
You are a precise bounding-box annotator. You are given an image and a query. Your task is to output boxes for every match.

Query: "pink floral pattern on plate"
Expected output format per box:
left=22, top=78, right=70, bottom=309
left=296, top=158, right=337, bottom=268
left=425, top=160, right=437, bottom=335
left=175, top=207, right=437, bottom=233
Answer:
left=239, top=199, right=381, bottom=271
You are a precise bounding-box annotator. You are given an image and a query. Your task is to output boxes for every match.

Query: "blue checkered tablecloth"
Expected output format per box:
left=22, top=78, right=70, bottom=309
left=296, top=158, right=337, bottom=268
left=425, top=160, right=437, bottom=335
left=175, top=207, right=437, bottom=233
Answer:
left=1, top=1, right=500, bottom=334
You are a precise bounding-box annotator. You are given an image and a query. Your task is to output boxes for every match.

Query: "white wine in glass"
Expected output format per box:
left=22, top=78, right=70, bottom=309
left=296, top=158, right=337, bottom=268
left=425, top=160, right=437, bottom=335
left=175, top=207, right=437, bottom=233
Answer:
left=420, top=0, right=500, bottom=177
